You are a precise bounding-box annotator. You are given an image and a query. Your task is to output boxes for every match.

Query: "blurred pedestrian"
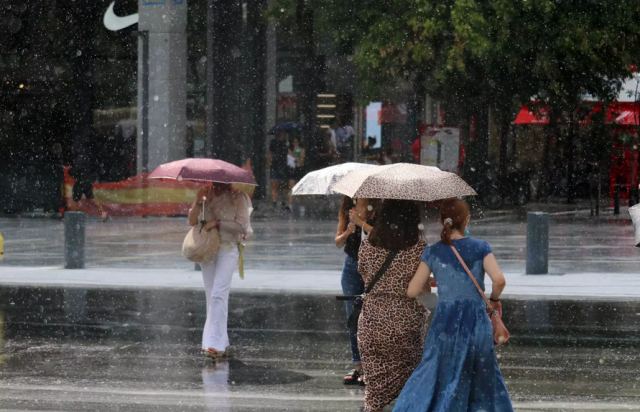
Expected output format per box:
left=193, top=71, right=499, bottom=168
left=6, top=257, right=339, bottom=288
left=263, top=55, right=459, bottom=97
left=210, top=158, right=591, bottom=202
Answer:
left=411, top=123, right=427, bottom=164
left=394, top=198, right=512, bottom=412
left=47, top=142, right=65, bottom=216
left=336, top=120, right=355, bottom=162
left=312, top=128, right=338, bottom=170
left=335, top=196, right=377, bottom=386
left=287, top=136, right=305, bottom=210
left=188, top=183, right=253, bottom=360
left=329, top=119, right=338, bottom=149
left=376, top=147, right=394, bottom=165
left=267, top=130, right=289, bottom=210
left=357, top=199, right=428, bottom=412
left=70, top=153, right=108, bottom=221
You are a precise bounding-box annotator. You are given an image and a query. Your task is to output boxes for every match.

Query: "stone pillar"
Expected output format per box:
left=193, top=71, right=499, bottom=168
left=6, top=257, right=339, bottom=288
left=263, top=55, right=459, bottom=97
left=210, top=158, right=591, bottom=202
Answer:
left=64, top=212, right=86, bottom=269
left=264, top=4, right=277, bottom=196
left=526, top=212, right=549, bottom=275
left=137, top=0, right=187, bottom=173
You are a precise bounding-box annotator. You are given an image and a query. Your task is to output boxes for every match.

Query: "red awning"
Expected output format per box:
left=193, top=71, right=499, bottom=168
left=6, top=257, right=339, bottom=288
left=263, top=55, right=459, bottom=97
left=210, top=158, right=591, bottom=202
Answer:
left=513, top=106, right=549, bottom=125
left=606, top=102, right=640, bottom=126
left=513, top=102, right=640, bottom=126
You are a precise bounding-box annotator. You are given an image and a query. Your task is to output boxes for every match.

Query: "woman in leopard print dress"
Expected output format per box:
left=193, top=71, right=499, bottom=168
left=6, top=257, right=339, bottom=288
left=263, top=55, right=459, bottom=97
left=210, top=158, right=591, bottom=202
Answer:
left=357, top=199, right=429, bottom=412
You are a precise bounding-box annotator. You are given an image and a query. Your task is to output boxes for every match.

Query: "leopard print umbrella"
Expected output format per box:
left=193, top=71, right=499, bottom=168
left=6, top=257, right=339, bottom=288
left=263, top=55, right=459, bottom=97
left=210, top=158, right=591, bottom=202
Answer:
left=331, top=163, right=477, bottom=201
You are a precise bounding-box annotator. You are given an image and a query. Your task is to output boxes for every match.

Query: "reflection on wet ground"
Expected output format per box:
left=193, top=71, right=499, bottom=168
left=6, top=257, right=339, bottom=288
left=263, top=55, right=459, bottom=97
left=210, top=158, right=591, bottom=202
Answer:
left=1, top=212, right=639, bottom=273
left=0, top=286, right=639, bottom=410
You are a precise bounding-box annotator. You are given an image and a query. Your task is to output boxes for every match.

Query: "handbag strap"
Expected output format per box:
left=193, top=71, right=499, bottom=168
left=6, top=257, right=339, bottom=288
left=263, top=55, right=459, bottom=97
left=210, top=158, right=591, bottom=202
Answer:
left=198, top=198, right=207, bottom=232
left=449, top=245, right=491, bottom=309
left=364, top=250, right=398, bottom=295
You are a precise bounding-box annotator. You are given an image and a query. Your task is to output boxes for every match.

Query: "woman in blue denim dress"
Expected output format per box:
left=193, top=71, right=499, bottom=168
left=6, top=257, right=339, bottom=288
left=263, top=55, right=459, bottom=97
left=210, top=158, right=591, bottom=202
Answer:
left=394, top=199, right=512, bottom=412
left=335, top=196, right=376, bottom=385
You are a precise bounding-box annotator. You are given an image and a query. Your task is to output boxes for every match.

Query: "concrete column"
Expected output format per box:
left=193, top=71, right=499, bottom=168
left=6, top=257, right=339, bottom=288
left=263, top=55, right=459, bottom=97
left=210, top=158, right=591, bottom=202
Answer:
left=630, top=204, right=640, bottom=247
left=263, top=6, right=277, bottom=197
left=526, top=212, right=549, bottom=275
left=137, top=0, right=187, bottom=174
left=64, top=212, right=86, bottom=269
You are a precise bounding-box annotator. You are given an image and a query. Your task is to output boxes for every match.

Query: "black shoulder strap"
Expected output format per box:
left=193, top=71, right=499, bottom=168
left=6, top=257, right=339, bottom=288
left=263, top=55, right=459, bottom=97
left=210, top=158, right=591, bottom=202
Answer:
left=365, top=250, right=398, bottom=294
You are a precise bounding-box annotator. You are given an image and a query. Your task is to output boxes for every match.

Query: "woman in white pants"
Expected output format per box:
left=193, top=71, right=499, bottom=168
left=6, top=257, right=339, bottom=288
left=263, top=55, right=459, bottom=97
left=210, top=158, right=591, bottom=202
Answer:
left=188, top=183, right=253, bottom=359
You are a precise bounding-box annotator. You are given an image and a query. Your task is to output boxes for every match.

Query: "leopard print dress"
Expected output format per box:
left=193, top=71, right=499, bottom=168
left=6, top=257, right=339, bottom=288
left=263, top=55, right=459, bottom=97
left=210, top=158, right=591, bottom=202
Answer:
left=357, top=239, right=428, bottom=412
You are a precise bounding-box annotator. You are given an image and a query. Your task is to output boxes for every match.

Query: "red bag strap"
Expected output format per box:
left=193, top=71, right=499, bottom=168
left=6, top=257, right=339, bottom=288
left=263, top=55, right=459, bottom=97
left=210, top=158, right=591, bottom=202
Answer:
left=449, top=245, right=491, bottom=309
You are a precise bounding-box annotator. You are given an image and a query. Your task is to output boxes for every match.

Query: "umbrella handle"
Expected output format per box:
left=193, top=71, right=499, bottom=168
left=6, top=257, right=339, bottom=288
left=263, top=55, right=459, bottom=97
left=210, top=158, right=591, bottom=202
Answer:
left=198, top=197, right=207, bottom=232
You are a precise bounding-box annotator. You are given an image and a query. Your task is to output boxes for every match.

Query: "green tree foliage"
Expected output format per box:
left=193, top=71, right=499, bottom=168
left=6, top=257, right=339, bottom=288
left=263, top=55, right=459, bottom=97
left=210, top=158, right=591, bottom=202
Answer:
left=270, top=1, right=640, bottom=193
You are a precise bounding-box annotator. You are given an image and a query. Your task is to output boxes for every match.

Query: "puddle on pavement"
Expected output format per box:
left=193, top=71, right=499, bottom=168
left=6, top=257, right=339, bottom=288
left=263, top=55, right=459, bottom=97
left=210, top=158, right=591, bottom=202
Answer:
left=203, top=359, right=311, bottom=386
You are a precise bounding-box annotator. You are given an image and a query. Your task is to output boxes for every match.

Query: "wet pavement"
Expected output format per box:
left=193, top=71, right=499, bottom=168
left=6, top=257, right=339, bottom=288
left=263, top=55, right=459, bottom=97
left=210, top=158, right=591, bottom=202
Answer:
left=1, top=286, right=639, bottom=411
left=1, top=205, right=639, bottom=410
left=0, top=205, right=638, bottom=274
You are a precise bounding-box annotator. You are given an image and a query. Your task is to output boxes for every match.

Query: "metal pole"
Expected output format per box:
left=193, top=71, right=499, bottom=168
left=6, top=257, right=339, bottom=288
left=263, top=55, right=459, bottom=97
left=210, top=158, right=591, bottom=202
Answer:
left=64, top=211, right=86, bottom=269
left=139, top=30, right=150, bottom=173
left=205, top=1, right=215, bottom=158
left=526, top=211, right=549, bottom=275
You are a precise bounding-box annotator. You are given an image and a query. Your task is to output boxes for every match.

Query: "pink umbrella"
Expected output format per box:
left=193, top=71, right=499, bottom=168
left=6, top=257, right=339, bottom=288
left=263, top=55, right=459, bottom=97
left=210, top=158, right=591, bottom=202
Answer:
left=148, top=158, right=256, bottom=185
left=149, top=159, right=257, bottom=197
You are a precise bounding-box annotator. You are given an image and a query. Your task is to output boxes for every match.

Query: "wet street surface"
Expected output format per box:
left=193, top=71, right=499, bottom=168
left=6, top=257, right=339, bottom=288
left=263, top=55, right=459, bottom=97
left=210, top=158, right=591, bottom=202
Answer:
left=0, top=208, right=639, bottom=274
left=1, top=286, right=639, bottom=411
left=1, top=207, right=639, bottom=410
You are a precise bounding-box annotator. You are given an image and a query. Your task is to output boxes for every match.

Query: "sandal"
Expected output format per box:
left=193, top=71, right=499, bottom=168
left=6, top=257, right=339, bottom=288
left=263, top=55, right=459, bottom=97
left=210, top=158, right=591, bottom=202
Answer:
left=202, top=348, right=227, bottom=360
left=343, top=368, right=363, bottom=385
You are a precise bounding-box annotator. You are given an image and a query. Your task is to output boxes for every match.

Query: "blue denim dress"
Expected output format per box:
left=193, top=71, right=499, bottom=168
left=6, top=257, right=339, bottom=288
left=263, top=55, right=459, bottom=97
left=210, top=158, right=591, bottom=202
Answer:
left=393, top=238, right=513, bottom=412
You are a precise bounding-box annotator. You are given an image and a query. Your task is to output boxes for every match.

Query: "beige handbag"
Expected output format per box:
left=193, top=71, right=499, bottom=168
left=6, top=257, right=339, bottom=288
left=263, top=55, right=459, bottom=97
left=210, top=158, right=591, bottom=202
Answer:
left=182, top=198, right=220, bottom=263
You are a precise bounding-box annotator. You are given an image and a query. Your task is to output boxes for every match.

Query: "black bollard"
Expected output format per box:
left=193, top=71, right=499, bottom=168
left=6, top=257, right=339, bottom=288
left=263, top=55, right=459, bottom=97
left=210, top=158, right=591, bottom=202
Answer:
left=526, top=212, right=549, bottom=275
left=64, top=211, right=86, bottom=269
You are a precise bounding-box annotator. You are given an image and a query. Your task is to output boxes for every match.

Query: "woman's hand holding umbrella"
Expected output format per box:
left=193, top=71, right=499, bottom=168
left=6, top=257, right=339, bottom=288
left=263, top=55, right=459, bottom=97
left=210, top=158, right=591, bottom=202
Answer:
left=196, top=186, right=211, bottom=203
left=348, top=208, right=363, bottom=227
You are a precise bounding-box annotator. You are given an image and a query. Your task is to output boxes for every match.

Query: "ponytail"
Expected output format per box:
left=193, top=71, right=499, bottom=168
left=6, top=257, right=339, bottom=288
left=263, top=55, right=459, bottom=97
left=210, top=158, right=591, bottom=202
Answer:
left=440, top=217, right=454, bottom=244
left=439, top=199, right=470, bottom=244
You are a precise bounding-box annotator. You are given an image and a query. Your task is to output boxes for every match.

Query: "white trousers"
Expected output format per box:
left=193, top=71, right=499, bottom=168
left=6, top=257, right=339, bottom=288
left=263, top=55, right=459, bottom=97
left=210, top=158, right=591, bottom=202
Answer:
left=201, top=246, right=239, bottom=351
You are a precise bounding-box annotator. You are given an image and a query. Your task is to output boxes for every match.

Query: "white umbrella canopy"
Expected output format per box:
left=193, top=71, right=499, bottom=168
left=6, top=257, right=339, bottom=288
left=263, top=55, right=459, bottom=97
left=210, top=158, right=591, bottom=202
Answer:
left=291, top=162, right=378, bottom=196
left=331, top=163, right=477, bottom=201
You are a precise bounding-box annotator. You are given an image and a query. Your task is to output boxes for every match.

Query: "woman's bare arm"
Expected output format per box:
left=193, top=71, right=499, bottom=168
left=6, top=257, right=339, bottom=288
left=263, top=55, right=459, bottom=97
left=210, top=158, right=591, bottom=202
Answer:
left=483, top=253, right=506, bottom=300
left=407, top=262, right=432, bottom=298
left=335, top=222, right=355, bottom=247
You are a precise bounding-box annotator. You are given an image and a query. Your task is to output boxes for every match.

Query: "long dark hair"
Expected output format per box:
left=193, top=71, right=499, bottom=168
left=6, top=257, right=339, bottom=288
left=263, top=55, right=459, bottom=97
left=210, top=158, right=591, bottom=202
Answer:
left=368, top=199, right=421, bottom=251
left=440, top=198, right=470, bottom=244
left=337, top=196, right=354, bottom=233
